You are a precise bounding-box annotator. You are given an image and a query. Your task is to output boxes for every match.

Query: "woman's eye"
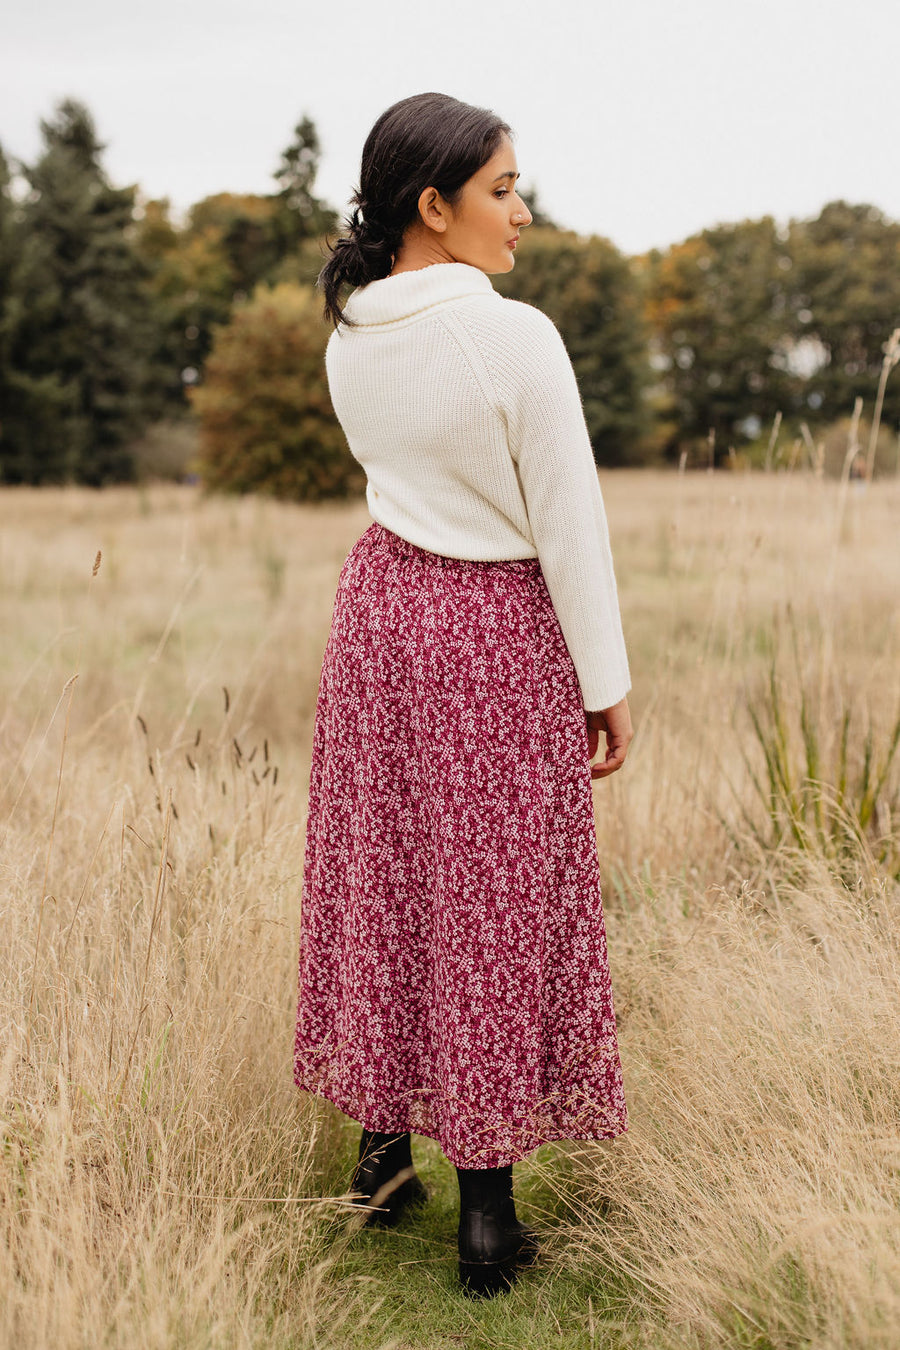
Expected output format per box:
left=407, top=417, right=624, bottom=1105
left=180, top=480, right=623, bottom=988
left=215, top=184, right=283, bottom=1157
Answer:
left=494, top=189, right=509, bottom=199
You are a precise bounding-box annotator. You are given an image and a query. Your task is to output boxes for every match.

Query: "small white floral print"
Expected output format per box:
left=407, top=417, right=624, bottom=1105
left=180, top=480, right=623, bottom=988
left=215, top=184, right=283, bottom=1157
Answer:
left=293, top=521, right=628, bottom=1168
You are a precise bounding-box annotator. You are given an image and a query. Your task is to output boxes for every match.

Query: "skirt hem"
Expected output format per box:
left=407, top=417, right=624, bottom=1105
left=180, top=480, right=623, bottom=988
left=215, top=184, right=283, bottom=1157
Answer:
left=293, top=1073, right=628, bottom=1169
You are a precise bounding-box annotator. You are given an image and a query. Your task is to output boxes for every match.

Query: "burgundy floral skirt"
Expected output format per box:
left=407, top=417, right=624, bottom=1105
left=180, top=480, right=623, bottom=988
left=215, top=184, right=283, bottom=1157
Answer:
left=292, top=520, right=628, bottom=1168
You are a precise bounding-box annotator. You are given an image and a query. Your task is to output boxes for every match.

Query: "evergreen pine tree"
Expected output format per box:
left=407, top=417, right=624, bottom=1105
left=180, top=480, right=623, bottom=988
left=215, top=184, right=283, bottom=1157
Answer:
left=0, top=146, right=26, bottom=466
left=271, top=116, right=338, bottom=258
left=1, top=99, right=163, bottom=484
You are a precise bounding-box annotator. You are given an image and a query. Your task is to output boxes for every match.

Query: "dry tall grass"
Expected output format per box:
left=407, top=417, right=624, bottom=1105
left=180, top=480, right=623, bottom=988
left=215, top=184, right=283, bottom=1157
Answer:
left=1, top=470, right=898, bottom=1348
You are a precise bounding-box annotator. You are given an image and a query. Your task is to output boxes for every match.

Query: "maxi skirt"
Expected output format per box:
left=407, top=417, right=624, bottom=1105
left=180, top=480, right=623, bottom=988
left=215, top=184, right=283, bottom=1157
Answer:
left=292, top=520, right=628, bottom=1168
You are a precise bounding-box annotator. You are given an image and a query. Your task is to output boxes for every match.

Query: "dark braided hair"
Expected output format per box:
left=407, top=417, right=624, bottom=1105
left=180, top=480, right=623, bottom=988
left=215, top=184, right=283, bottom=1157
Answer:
left=319, top=92, right=512, bottom=327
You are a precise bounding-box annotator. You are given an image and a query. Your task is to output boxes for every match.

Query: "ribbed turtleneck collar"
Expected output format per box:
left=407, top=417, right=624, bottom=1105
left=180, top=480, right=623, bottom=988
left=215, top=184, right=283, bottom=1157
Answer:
left=341, top=262, right=495, bottom=328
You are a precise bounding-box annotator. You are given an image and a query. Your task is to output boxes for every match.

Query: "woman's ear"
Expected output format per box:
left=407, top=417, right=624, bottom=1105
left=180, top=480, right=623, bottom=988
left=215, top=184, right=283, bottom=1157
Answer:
left=417, top=185, right=448, bottom=234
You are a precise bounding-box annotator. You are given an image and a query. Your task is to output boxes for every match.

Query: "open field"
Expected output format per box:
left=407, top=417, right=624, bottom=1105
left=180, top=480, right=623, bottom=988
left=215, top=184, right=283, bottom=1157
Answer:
left=1, top=469, right=899, bottom=1349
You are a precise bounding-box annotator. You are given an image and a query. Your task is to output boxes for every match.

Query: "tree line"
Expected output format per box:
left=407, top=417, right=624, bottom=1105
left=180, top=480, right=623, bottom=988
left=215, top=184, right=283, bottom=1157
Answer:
left=1, top=98, right=898, bottom=492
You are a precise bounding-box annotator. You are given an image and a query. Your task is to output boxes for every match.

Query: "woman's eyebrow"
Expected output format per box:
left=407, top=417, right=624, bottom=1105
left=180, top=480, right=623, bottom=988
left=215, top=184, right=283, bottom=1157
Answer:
left=491, top=171, right=520, bottom=183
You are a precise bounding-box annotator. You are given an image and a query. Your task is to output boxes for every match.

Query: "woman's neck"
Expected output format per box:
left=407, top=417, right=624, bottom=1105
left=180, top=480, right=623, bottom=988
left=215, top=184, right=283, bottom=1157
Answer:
left=390, top=228, right=461, bottom=276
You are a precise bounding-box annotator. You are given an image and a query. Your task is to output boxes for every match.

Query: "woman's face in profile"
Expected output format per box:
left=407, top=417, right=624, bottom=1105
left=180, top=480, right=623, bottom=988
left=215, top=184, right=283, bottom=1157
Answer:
left=440, top=132, right=534, bottom=274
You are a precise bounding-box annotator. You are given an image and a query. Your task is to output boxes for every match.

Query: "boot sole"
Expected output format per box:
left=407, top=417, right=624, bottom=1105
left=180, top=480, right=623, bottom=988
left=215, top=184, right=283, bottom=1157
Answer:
left=458, top=1256, right=520, bottom=1298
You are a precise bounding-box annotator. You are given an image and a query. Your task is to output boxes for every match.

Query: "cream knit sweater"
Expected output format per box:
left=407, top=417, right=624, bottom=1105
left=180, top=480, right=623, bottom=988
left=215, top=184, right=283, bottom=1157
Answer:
left=325, top=261, right=631, bottom=712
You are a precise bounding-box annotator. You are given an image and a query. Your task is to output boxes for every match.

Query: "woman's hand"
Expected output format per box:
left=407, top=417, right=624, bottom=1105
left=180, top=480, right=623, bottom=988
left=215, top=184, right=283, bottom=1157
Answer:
left=585, top=697, right=633, bottom=779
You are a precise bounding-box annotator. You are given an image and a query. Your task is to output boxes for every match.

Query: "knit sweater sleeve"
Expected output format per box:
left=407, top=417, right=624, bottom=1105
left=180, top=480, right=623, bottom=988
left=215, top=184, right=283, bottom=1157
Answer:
left=474, top=299, right=631, bottom=711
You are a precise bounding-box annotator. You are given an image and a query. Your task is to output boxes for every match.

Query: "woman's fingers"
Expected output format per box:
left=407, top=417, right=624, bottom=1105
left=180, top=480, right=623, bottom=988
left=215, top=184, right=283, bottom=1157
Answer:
left=590, top=738, right=628, bottom=778
left=585, top=698, right=633, bottom=778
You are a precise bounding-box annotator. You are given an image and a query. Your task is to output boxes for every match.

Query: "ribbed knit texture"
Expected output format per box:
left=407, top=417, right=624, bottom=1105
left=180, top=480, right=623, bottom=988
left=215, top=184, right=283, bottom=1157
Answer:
left=324, top=262, right=631, bottom=711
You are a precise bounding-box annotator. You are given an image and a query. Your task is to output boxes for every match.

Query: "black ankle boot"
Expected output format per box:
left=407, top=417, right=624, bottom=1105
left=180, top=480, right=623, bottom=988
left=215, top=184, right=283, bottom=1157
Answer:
left=350, top=1128, right=428, bottom=1228
left=498, top=1190, right=541, bottom=1266
left=456, top=1164, right=540, bottom=1298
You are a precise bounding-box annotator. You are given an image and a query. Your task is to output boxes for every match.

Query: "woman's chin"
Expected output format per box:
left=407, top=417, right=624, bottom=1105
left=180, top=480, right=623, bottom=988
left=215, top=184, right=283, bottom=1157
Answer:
left=487, top=250, right=516, bottom=275
left=462, top=247, right=517, bottom=275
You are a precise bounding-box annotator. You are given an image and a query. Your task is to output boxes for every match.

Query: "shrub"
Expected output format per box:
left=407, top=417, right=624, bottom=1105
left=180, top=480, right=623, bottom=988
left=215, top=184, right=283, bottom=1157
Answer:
left=189, top=282, right=364, bottom=501
left=128, top=417, right=200, bottom=482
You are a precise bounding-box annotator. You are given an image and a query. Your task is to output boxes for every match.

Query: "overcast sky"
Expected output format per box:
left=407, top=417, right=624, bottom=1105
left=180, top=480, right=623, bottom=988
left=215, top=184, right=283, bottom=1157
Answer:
left=3, top=0, right=898, bottom=255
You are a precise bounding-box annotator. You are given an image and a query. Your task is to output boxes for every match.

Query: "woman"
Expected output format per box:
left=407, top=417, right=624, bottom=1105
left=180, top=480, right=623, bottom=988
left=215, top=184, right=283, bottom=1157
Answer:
left=293, top=91, right=634, bottom=1299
